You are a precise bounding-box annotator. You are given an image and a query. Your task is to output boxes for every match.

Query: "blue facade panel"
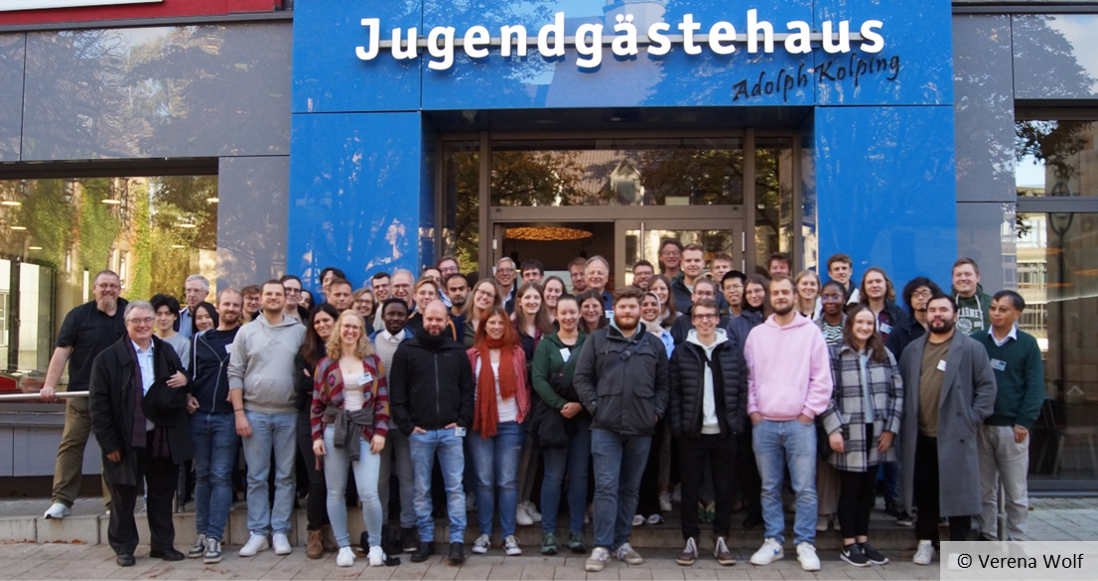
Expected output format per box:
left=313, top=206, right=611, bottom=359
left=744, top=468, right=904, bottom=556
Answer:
left=287, top=112, right=427, bottom=290
left=815, top=106, right=958, bottom=294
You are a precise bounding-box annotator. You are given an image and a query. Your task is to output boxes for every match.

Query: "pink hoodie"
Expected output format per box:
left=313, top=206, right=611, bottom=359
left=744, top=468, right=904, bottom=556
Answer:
left=744, top=313, right=833, bottom=421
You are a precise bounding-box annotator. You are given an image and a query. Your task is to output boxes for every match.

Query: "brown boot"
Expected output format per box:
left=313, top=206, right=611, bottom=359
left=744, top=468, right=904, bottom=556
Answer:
left=321, top=525, right=339, bottom=553
left=306, top=529, right=324, bottom=560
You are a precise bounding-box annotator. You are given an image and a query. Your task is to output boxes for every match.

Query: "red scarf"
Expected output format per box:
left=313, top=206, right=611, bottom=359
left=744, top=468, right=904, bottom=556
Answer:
left=473, top=337, right=517, bottom=439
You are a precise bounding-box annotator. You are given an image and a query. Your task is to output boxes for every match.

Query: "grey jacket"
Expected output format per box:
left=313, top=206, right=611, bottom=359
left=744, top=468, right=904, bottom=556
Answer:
left=227, top=313, right=305, bottom=414
left=573, top=324, right=670, bottom=436
left=899, top=331, right=997, bottom=517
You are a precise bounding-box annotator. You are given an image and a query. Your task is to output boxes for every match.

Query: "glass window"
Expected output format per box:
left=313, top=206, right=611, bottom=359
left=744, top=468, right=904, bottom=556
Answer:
left=0, top=175, right=217, bottom=395
left=442, top=141, right=480, bottom=274
left=490, top=138, right=745, bottom=207
left=1016, top=119, right=1098, bottom=197
left=754, top=141, right=796, bottom=273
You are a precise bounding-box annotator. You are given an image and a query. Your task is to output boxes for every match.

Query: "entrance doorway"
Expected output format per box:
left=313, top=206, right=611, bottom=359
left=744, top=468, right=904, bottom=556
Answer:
left=440, top=132, right=795, bottom=284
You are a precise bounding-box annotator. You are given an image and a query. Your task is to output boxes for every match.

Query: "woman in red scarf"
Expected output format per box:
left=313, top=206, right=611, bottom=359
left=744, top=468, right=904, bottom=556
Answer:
left=466, top=306, right=531, bottom=557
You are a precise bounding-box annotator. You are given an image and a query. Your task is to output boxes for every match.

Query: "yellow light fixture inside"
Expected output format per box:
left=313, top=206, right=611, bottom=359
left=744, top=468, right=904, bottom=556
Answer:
left=505, top=226, right=593, bottom=241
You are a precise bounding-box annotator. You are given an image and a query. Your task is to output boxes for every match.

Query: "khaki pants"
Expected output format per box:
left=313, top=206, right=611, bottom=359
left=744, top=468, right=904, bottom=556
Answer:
left=977, top=424, right=1029, bottom=540
left=51, top=396, right=111, bottom=509
left=817, top=457, right=840, bottom=515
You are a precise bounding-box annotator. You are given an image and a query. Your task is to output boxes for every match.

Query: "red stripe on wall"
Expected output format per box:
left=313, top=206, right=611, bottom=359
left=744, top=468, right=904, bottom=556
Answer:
left=0, top=0, right=282, bottom=26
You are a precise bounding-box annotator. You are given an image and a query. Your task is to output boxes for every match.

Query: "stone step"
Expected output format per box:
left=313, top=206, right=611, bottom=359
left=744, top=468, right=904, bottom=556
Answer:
left=1, top=504, right=924, bottom=551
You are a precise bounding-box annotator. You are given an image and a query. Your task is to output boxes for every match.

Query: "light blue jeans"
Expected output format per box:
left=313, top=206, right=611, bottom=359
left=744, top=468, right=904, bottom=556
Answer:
left=468, top=421, right=525, bottom=538
left=541, top=416, right=592, bottom=534
left=240, top=410, right=297, bottom=536
left=753, top=419, right=818, bottom=546
left=322, top=426, right=383, bottom=549
left=190, top=412, right=239, bottom=541
left=409, top=428, right=466, bottom=543
left=591, top=428, right=651, bottom=550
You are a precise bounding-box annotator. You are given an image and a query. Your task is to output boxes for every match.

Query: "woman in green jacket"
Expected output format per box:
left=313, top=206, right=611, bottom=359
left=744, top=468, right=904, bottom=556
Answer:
left=531, top=294, right=589, bottom=556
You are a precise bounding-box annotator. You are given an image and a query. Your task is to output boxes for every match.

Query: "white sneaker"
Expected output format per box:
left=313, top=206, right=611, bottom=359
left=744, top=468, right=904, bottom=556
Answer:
left=238, top=532, right=269, bottom=557
left=504, top=534, right=522, bottom=556
left=585, top=546, right=610, bottom=572
left=43, top=502, right=71, bottom=519
left=188, top=534, right=207, bottom=558
left=516, top=504, right=534, bottom=526
left=645, top=514, right=663, bottom=525
left=913, top=540, right=936, bottom=565
left=272, top=532, right=292, bottom=555
left=615, top=542, right=643, bottom=565
left=523, top=501, right=542, bottom=523
left=632, top=514, right=646, bottom=526
left=796, top=542, right=821, bottom=572
left=750, top=537, right=784, bottom=566
left=367, top=546, right=385, bottom=567
left=336, top=546, right=355, bottom=567
left=472, top=533, right=491, bottom=554
left=659, top=491, right=673, bottom=513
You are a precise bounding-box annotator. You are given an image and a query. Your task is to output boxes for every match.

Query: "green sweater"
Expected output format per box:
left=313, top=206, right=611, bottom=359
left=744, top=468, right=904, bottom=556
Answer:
left=531, top=331, right=587, bottom=410
left=973, top=327, right=1045, bottom=429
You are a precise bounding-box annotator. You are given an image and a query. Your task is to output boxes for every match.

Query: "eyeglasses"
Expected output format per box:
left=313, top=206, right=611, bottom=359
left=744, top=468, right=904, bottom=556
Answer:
left=475, top=289, right=495, bottom=298
left=96, top=283, right=121, bottom=290
left=497, top=268, right=516, bottom=275
left=127, top=317, right=155, bottom=325
left=911, top=289, right=933, bottom=298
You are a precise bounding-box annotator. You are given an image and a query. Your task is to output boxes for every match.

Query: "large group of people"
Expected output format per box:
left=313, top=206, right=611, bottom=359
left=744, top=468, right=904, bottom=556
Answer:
left=36, top=244, right=1044, bottom=572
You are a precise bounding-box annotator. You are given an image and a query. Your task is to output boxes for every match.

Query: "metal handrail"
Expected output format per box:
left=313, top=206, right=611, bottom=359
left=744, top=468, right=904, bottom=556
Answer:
left=0, top=391, right=86, bottom=401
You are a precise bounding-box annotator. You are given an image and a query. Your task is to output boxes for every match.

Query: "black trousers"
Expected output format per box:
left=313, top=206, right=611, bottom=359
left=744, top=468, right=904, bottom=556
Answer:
left=837, top=424, right=877, bottom=538
left=679, top=434, right=736, bottom=540
left=296, top=408, right=329, bottom=531
left=106, top=446, right=177, bottom=557
left=735, top=423, right=761, bottom=517
left=913, top=433, right=972, bottom=542
left=637, top=420, right=665, bottom=517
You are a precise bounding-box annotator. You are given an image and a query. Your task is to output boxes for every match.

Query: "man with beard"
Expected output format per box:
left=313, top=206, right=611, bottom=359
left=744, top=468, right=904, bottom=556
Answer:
left=568, top=257, right=589, bottom=294
left=573, top=286, right=670, bottom=572
left=389, top=301, right=475, bottom=566
left=188, top=289, right=245, bottom=564
left=899, top=293, right=996, bottom=565
left=745, top=275, right=832, bottom=572
left=370, top=298, right=418, bottom=553
left=41, top=270, right=128, bottom=519
left=632, top=260, right=655, bottom=290
left=445, top=273, right=470, bottom=341
left=884, top=277, right=942, bottom=524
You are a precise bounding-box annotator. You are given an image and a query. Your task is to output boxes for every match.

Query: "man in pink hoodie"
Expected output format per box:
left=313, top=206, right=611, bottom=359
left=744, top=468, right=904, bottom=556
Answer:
left=743, top=275, right=833, bottom=572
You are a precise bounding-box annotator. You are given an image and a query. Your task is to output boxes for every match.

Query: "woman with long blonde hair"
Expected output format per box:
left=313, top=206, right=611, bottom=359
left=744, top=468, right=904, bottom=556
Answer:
left=311, top=310, right=389, bottom=568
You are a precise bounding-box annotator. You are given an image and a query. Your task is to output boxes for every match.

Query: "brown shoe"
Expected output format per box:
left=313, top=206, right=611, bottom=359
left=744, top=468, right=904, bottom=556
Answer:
left=321, top=525, right=339, bottom=553
left=714, top=536, right=736, bottom=566
left=306, top=529, right=324, bottom=560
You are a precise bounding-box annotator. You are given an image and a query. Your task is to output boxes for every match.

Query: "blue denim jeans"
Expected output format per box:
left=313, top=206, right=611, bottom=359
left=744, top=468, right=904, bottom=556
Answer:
left=541, top=416, right=592, bottom=534
left=468, top=421, right=525, bottom=538
left=590, top=428, right=651, bottom=550
left=322, top=426, right=383, bottom=549
left=190, top=412, right=239, bottom=541
left=752, top=419, right=818, bottom=545
left=240, top=410, right=297, bottom=536
left=409, top=428, right=466, bottom=543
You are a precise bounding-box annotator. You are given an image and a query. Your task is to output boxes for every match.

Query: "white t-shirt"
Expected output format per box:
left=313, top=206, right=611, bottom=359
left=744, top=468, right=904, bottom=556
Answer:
left=475, top=358, right=518, bottom=424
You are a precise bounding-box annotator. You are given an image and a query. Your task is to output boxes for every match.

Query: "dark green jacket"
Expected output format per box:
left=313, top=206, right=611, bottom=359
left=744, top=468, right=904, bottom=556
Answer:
left=531, top=331, right=587, bottom=410
left=973, top=327, right=1044, bottom=429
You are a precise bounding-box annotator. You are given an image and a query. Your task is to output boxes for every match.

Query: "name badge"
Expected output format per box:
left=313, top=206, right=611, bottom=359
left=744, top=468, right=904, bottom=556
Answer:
left=360, top=372, right=374, bottom=385
left=937, top=359, right=947, bottom=372
left=991, top=359, right=1007, bottom=372
left=879, top=322, right=892, bottom=335
left=454, top=427, right=467, bottom=438
left=560, top=347, right=571, bottom=362
left=225, top=344, right=232, bottom=354
left=604, top=309, right=614, bottom=320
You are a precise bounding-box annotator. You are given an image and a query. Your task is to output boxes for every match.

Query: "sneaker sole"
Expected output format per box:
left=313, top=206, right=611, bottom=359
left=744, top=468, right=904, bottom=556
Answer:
left=541, top=547, right=558, bottom=555
left=750, top=553, right=784, bottom=566
left=203, top=556, right=222, bottom=564
left=471, top=546, right=489, bottom=554
left=584, top=562, right=606, bottom=572
left=840, top=554, right=870, bottom=567
left=676, top=556, right=697, bottom=566
left=716, top=557, right=736, bottom=566
left=505, top=550, right=522, bottom=556
left=868, top=558, right=890, bottom=565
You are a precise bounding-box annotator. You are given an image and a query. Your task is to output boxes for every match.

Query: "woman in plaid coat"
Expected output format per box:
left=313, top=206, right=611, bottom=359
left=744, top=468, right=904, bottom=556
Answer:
left=820, top=307, right=904, bottom=567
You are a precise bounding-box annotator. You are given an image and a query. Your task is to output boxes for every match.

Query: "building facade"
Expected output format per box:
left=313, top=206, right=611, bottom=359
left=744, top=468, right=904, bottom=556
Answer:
left=0, top=0, right=1096, bottom=489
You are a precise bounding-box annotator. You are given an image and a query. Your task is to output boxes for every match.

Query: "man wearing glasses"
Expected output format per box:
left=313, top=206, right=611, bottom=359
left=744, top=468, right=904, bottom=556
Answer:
left=670, top=278, right=727, bottom=346
left=280, top=275, right=306, bottom=321
left=41, top=270, right=129, bottom=520
left=495, top=257, right=518, bottom=313
left=658, top=238, right=683, bottom=280
left=179, top=274, right=211, bottom=339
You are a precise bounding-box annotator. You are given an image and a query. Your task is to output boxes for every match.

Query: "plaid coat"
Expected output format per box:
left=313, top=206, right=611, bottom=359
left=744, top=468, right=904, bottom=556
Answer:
left=820, top=344, right=904, bottom=473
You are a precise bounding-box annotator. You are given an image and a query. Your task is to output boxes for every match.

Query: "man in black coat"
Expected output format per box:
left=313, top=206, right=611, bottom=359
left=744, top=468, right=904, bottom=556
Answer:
left=668, top=299, right=746, bottom=567
left=90, top=300, right=195, bottom=567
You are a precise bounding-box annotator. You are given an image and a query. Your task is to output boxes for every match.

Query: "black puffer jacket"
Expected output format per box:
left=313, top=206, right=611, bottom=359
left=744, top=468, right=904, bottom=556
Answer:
left=669, top=331, right=747, bottom=438
left=573, top=324, right=670, bottom=436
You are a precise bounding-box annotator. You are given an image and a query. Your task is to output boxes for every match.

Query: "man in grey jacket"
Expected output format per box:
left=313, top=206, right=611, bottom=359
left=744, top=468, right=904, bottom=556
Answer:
left=574, top=286, right=670, bottom=572
left=227, top=280, right=306, bottom=558
left=898, top=292, right=996, bottom=566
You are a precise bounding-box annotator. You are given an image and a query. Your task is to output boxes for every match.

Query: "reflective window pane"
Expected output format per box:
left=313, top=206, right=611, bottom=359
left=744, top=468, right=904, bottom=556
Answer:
left=1016, top=119, right=1098, bottom=197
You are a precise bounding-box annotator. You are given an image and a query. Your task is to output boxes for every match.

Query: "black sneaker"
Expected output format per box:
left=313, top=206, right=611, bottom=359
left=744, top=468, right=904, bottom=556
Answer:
left=859, top=542, right=889, bottom=565
left=411, top=542, right=435, bottom=563
left=896, top=511, right=914, bottom=527
left=447, top=542, right=465, bottom=565
left=840, top=543, right=870, bottom=567
left=401, top=527, right=419, bottom=553
left=884, top=497, right=902, bottom=518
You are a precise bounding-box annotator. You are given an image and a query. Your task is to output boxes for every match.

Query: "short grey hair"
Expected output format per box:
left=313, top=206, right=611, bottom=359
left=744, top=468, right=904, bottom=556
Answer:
left=185, top=274, right=210, bottom=291
left=497, top=257, right=516, bottom=269
left=124, top=300, right=154, bottom=322
left=391, top=269, right=415, bottom=284
left=585, top=255, right=610, bottom=271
